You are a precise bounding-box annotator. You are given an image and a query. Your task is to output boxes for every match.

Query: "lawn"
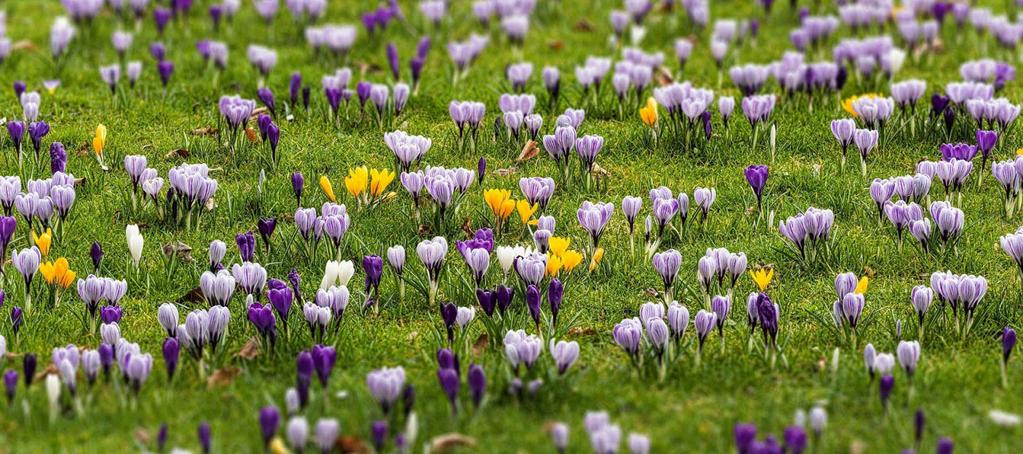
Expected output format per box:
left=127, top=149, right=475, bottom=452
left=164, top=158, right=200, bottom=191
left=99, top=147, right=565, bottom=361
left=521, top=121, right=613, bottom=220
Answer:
left=0, top=0, right=1021, bottom=452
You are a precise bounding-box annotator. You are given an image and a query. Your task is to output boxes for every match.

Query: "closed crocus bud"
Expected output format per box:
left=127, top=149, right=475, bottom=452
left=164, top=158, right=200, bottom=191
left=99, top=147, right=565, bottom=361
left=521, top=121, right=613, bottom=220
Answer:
left=198, top=422, right=212, bottom=454
left=734, top=423, right=757, bottom=454
left=1004, top=326, right=1018, bottom=363
left=286, top=416, right=309, bottom=451
left=936, top=437, right=954, bottom=454
left=550, top=422, right=569, bottom=453
left=897, top=340, right=921, bottom=377
left=468, top=363, right=485, bottom=408
left=126, top=224, right=144, bottom=269
left=526, top=284, right=541, bottom=329
left=3, top=369, right=16, bottom=404
left=291, top=172, right=304, bottom=206
left=548, top=278, right=564, bottom=327
left=809, top=406, right=827, bottom=438
left=879, top=375, right=895, bottom=407
left=163, top=337, right=179, bottom=380
left=22, top=353, right=36, bottom=388
left=259, top=406, right=280, bottom=446
left=90, top=241, right=103, bottom=272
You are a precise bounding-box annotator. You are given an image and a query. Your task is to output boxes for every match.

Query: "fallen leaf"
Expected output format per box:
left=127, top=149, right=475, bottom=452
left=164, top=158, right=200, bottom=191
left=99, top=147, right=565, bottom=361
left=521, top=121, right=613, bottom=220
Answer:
left=863, top=266, right=876, bottom=279
left=591, top=162, right=609, bottom=177
left=245, top=127, right=260, bottom=144
left=516, top=140, right=539, bottom=162
left=407, top=331, right=419, bottom=342
left=472, top=334, right=489, bottom=356
left=657, top=67, right=675, bottom=86
left=204, top=197, right=217, bottom=211
left=249, top=107, right=269, bottom=122
left=73, top=177, right=86, bottom=187
left=567, top=327, right=598, bottom=337
left=460, top=218, right=474, bottom=238
left=644, top=288, right=658, bottom=298
left=207, top=366, right=242, bottom=388
left=76, top=142, right=90, bottom=157
left=338, top=436, right=369, bottom=454
left=417, top=224, right=432, bottom=236
left=133, top=428, right=151, bottom=445
left=494, top=167, right=517, bottom=177
left=165, top=148, right=190, bottom=159
left=357, top=62, right=381, bottom=75
left=548, top=40, right=564, bottom=50
left=162, top=241, right=193, bottom=262
left=236, top=336, right=261, bottom=360
left=431, top=434, right=477, bottom=452
left=13, top=40, right=37, bottom=52
left=178, top=287, right=205, bottom=304
left=191, top=127, right=218, bottom=136
left=574, top=19, right=593, bottom=32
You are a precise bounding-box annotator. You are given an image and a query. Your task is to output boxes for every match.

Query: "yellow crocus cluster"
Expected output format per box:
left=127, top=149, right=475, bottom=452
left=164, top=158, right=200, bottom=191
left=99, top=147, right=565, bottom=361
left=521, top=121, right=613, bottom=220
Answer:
left=855, top=276, right=869, bottom=294
left=33, top=229, right=53, bottom=257
left=483, top=188, right=537, bottom=233
left=40, top=257, right=76, bottom=289
left=484, top=189, right=515, bottom=221
left=344, top=166, right=394, bottom=204
left=841, top=93, right=882, bottom=118
left=639, top=97, right=658, bottom=127
left=749, top=265, right=774, bottom=292
left=545, top=236, right=584, bottom=277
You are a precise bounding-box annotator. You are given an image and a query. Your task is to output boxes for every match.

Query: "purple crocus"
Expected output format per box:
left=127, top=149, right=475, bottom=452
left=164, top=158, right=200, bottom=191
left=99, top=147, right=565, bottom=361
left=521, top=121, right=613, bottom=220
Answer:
left=744, top=164, right=768, bottom=211
left=259, top=406, right=280, bottom=446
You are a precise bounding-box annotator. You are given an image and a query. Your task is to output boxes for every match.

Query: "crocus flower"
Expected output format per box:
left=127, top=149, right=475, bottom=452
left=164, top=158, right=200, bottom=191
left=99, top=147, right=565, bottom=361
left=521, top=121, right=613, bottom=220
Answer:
left=744, top=165, right=768, bottom=212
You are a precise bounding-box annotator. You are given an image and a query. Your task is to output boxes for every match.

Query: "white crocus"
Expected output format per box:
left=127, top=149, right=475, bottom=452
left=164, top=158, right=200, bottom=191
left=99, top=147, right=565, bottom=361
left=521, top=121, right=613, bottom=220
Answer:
left=46, top=374, right=61, bottom=423
left=126, top=224, right=144, bottom=269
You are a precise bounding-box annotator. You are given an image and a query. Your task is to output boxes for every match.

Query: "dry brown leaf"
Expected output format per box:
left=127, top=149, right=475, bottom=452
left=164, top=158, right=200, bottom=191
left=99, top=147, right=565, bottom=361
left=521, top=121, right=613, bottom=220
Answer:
left=249, top=106, right=269, bottom=122
left=191, top=127, right=218, bottom=136
left=204, top=197, right=217, bottom=211
left=76, top=142, right=90, bottom=157
left=591, top=163, right=609, bottom=177
left=516, top=140, right=539, bottom=162
left=13, top=40, right=37, bottom=52
left=133, top=428, right=151, bottom=445
left=73, top=177, right=86, bottom=187
left=338, top=436, right=370, bottom=454
left=567, top=327, right=598, bottom=337
left=178, top=287, right=205, bottom=304
left=207, top=366, right=242, bottom=388
left=657, top=67, right=675, bottom=86
left=236, top=336, right=262, bottom=360
left=357, top=62, right=381, bottom=75
left=165, top=148, right=190, bottom=159
left=472, top=334, right=489, bottom=356
left=162, top=241, right=193, bottom=262
left=644, top=288, right=658, bottom=298
left=431, top=434, right=477, bottom=452
left=245, top=127, right=260, bottom=144
left=494, top=167, right=517, bottom=177
left=574, top=19, right=593, bottom=31
left=418, top=224, right=432, bottom=236
left=548, top=40, right=564, bottom=50
left=460, top=218, right=474, bottom=238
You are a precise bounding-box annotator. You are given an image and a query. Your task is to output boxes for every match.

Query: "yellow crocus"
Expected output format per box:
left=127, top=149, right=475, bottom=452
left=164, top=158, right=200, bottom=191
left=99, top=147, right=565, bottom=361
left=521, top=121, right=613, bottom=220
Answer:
left=484, top=189, right=514, bottom=220
left=92, top=124, right=107, bottom=156
left=546, top=253, right=563, bottom=277
left=588, top=247, right=605, bottom=271
left=40, top=257, right=75, bottom=288
left=516, top=200, right=538, bottom=224
left=344, top=166, right=369, bottom=197
left=369, top=168, right=395, bottom=198
left=639, top=97, right=658, bottom=127
left=549, top=236, right=570, bottom=257
left=854, top=276, right=869, bottom=294
left=1016, top=147, right=1023, bottom=156
left=33, top=229, right=53, bottom=257
left=749, top=266, right=774, bottom=292
left=319, top=175, right=336, bottom=202
left=561, top=249, right=583, bottom=272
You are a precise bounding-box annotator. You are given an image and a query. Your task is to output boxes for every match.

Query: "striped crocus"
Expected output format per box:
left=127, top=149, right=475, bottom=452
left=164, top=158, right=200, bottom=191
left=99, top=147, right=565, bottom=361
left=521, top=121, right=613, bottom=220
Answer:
left=577, top=201, right=614, bottom=250
left=417, top=236, right=448, bottom=305
left=652, top=249, right=681, bottom=303
left=612, top=318, right=643, bottom=358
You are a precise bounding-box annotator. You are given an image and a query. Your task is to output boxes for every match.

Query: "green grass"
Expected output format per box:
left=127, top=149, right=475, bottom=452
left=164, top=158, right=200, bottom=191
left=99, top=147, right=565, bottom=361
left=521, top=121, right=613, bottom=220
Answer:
left=1, top=0, right=1022, bottom=452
